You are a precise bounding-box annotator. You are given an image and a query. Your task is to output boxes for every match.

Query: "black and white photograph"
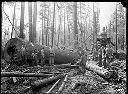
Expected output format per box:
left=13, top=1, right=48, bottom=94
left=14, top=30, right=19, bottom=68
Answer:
left=1, top=2, right=126, bottom=94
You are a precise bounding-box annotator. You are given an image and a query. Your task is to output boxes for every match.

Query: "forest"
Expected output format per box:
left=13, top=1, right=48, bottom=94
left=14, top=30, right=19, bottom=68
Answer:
left=1, top=2, right=126, bottom=94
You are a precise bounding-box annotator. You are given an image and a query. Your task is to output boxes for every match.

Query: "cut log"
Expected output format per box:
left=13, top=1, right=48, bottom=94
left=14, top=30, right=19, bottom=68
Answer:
left=4, top=38, right=80, bottom=66
left=71, top=82, right=83, bottom=90
left=56, top=75, right=68, bottom=94
left=54, top=64, right=79, bottom=69
left=1, top=72, right=54, bottom=77
left=31, top=74, right=65, bottom=91
left=85, top=61, right=119, bottom=81
left=46, top=79, right=60, bottom=94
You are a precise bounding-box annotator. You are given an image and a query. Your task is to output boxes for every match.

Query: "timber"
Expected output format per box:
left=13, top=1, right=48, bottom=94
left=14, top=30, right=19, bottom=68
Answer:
left=54, top=64, right=79, bottom=69
left=85, top=61, right=118, bottom=81
left=1, top=72, right=54, bottom=77
left=57, top=75, right=68, bottom=94
left=46, top=79, right=60, bottom=94
left=4, top=38, right=80, bottom=66
left=31, top=74, right=65, bottom=91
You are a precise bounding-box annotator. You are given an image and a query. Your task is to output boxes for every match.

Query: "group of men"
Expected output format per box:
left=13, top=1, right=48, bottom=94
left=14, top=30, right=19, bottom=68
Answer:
left=93, top=44, right=114, bottom=69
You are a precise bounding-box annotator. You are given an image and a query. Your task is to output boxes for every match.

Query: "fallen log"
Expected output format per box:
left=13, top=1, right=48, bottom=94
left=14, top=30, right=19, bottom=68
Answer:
left=46, top=79, right=61, bottom=94
left=85, top=61, right=119, bottom=81
left=56, top=75, right=68, bottom=94
left=31, top=74, right=65, bottom=91
left=54, top=64, right=79, bottom=69
left=4, top=38, right=80, bottom=66
left=1, top=72, right=54, bottom=77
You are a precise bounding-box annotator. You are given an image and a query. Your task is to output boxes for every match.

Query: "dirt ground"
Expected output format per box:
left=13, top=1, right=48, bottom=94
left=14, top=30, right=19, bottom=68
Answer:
left=1, top=59, right=126, bottom=94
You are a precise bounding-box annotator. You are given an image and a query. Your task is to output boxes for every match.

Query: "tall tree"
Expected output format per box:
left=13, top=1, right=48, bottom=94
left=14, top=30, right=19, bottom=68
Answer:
left=28, top=2, right=33, bottom=42
left=46, top=4, right=50, bottom=46
left=33, top=2, right=37, bottom=43
left=115, top=3, right=118, bottom=53
left=63, top=5, right=66, bottom=45
left=19, top=2, right=25, bottom=39
left=66, top=10, right=70, bottom=46
left=51, top=2, right=56, bottom=48
left=73, top=2, right=78, bottom=49
left=11, top=2, right=16, bottom=38
left=42, top=6, right=44, bottom=45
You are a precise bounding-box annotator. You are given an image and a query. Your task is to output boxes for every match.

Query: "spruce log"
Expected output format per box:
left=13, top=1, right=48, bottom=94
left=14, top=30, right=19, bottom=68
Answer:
left=31, top=74, right=65, bottom=91
left=4, top=38, right=80, bottom=66
left=85, top=61, right=118, bottom=81
left=1, top=72, right=54, bottom=77
left=57, top=75, right=68, bottom=94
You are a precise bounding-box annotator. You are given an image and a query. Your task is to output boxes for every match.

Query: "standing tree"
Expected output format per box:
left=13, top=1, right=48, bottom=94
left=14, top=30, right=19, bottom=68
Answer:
left=73, top=2, right=78, bottom=49
left=51, top=2, right=56, bottom=48
left=63, top=4, right=66, bottom=45
left=28, top=2, right=33, bottom=42
left=11, top=2, right=16, bottom=38
left=33, top=2, right=37, bottom=43
left=19, top=2, right=25, bottom=39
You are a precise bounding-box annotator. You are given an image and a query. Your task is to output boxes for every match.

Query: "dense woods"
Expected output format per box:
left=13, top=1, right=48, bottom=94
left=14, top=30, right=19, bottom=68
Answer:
left=2, top=2, right=126, bottom=51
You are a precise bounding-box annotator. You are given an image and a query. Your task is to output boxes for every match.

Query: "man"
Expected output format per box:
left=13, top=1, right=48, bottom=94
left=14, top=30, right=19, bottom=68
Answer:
left=97, top=44, right=102, bottom=67
left=105, top=45, right=113, bottom=68
left=79, top=50, right=88, bottom=75
left=49, top=47, right=55, bottom=66
left=102, top=46, right=106, bottom=68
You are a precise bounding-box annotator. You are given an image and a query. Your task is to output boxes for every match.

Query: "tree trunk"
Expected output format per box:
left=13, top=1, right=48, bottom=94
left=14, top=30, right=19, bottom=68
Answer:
left=57, top=10, right=62, bottom=47
left=51, top=2, right=56, bottom=48
left=42, top=9, right=44, bottom=45
left=85, top=61, right=118, bottom=81
left=46, top=4, right=50, bottom=46
left=11, top=2, right=16, bottom=38
left=63, top=6, right=66, bottom=45
left=28, top=2, right=33, bottom=42
left=46, top=79, right=60, bottom=94
left=66, top=12, right=70, bottom=46
left=1, top=72, right=54, bottom=77
left=73, top=2, right=78, bottom=49
left=31, top=74, right=65, bottom=91
left=4, top=38, right=80, bottom=66
left=19, top=2, right=25, bottom=39
left=57, top=75, right=68, bottom=94
left=33, top=2, right=37, bottom=43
